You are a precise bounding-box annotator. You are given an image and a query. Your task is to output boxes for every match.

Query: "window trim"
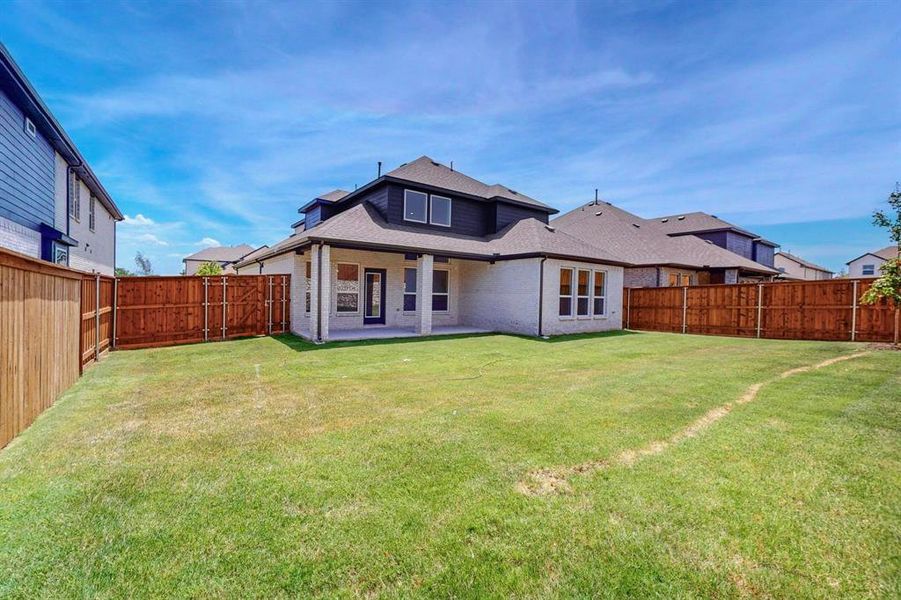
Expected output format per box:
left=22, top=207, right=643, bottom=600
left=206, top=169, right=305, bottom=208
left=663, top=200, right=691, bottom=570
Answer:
left=558, top=267, right=575, bottom=319
left=403, top=267, right=417, bottom=313
left=69, top=174, right=80, bottom=221
left=592, top=270, right=607, bottom=319
left=429, top=194, right=452, bottom=227
left=89, top=196, right=96, bottom=232
left=861, top=264, right=875, bottom=276
left=304, top=261, right=312, bottom=314
left=335, top=262, right=361, bottom=315
left=432, top=268, right=450, bottom=313
left=576, top=268, right=591, bottom=319
left=403, top=189, right=428, bottom=224
left=24, top=117, right=36, bottom=139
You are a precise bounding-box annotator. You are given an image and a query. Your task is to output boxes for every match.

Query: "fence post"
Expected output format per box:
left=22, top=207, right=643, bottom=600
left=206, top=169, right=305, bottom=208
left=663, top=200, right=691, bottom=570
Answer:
left=221, top=276, right=227, bottom=340
left=267, top=276, right=273, bottom=334
left=203, top=277, right=209, bottom=342
left=281, top=275, right=287, bottom=332
left=94, top=273, right=101, bottom=362
left=756, top=283, right=763, bottom=338
left=626, top=287, right=631, bottom=329
left=681, top=286, right=688, bottom=334
left=851, top=280, right=858, bottom=341
left=895, top=308, right=900, bottom=345
left=112, top=277, right=118, bottom=349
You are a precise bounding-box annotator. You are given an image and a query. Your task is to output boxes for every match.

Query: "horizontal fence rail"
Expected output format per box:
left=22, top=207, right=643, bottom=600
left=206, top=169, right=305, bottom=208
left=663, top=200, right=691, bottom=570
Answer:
left=625, top=278, right=899, bottom=343
left=114, top=275, right=291, bottom=350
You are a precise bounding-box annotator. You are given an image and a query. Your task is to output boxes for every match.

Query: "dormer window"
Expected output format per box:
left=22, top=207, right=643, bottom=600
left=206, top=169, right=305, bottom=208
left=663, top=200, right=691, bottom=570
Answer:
left=430, top=195, right=451, bottom=227
left=403, top=190, right=428, bottom=223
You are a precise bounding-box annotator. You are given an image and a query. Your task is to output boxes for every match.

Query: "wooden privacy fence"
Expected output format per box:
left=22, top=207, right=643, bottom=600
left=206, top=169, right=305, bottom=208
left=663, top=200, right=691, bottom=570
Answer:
left=625, top=278, right=899, bottom=343
left=114, top=275, right=291, bottom=349
left=1, top=249, right=82, bottom=448
left=80, top=273, right=114, bottom=370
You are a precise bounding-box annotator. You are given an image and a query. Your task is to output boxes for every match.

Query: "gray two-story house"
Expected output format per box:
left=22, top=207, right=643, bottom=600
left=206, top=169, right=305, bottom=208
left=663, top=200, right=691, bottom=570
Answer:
left=0, top=43, right=122, bottom=274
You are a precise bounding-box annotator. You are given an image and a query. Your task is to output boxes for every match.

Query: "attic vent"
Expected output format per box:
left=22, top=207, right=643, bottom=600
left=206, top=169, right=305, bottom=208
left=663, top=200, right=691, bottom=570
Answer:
left=595, top=211, right=602, bottom=216
left=632, top=223, right=640, bottom=228
left=711, top=214, right=718, bottom=218
left=661, top=218, right=668, bottom=223
left=677, top=215, right=685, bottom=220
left=431, top=161, right=440, bottom=166
left=545, top=225, right=556, bottom=232
left=705, top=240, right=713, bottom=244
left=508, top=189, right=518, bottom=195
left=24, top=117, right=36, bottom=138
left=605, top=201, right=611, bottom=205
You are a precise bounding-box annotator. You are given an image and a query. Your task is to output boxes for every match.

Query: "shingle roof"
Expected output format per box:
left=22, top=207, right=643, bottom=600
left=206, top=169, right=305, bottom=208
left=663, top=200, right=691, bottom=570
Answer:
left=552, top=202, right=778, bottom=274
left=775, top=251, right=832, bottom=273
left=846, top=245, right=899, bottom=264
left=317, top=189, right=350, bottom=202
left=183, top=244, right=255, bottom=263
left=235, top=204, right=629, bottom=267
left=385, top=156, right=554, bottom=212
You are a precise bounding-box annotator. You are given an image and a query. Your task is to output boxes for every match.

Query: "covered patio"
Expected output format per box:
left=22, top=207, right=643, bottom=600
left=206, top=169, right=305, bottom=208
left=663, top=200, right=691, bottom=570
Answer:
left=311, top=325, right=491, bottom=342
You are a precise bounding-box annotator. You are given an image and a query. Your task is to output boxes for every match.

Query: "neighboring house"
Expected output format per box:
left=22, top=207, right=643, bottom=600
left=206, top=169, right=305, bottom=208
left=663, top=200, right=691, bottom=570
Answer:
left=774, top=251, right=833, bottom=281
left=182, top=244, right=254, bottom=275
left=0, top=44, right=123, bottom=274
left=846, top=245, right=898, bottom=278
left=641, top=212, right=778, bottom=276
left=553, top=202, right=778, bottom=287
left=234, top=156, right=629, bottom=341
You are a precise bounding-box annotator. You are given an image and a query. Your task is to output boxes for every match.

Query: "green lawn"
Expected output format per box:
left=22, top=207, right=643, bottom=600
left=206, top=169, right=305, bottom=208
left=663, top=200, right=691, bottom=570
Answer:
left=0, top=332, right=898, bottom=598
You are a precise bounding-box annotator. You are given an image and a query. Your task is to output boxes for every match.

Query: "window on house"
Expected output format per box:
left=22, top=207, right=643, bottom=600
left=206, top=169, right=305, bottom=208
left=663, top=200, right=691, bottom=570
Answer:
left=304, top=262, right=311, bottom=313
left=69, top=174, right=80, bottom=220
left=576, top=269, right=591, bottom=316
left=430, top=195, right=452, bottom=227
left=668, top=272, right=691, bottom=286
left=24, top=117, right=36, bottom=138
left=432, top=270, right=449, bottom=311
left=593, top=271, right=606, bottom=316
left=862, top=264, right=875, bottom=276
left=404, top=268, right=417, bottom=311
left=89, top=197, right=96, bottom=231
left=559, top=268, right=574, bottom=316
left=404, top=190, right=428, bottom=223
left=336, top=263, right=359, bottom=312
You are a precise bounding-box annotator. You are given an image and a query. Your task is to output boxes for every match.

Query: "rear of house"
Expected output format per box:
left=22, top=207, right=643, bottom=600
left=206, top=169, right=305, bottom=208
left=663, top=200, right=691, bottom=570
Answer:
left=846, top=245, right=897, bottom=278
left=182, top=244, right=254, bottom=275
left=774, top=251, right=833, bottom=281
left=0, top=43, right=122, bottom=274
left=234, top=157, right=626, bottom=341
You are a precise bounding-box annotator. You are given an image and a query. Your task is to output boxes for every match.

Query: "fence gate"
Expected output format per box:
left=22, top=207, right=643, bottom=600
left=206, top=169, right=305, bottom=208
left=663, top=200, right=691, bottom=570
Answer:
left=114, top=275, right=291, bottom=350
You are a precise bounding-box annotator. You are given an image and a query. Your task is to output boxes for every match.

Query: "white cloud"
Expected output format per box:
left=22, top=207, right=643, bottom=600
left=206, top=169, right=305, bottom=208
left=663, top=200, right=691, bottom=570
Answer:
left=122, top=213, right=155, bottom=226
left=135, top=233, right=169, bottom=246
left=196, top=237, right=221, bottom=247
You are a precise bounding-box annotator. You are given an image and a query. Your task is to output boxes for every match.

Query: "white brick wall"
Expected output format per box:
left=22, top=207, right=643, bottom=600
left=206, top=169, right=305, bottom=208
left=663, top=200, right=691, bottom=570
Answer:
left=458, top=258, right=541, bottom=335
left=68, top=178, right=116, bottom=275
left=540, top=259, right=624, bottom=336
left=0, top=214, right=40, bottom=257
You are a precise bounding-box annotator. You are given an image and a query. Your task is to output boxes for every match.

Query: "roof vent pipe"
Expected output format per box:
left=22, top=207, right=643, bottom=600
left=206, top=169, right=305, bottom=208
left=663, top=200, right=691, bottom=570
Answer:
left=450, top=161, right=454, bottom=171
left=594, top=188, right=599, bottom=205
left=377, top=161, right=382, bottom=177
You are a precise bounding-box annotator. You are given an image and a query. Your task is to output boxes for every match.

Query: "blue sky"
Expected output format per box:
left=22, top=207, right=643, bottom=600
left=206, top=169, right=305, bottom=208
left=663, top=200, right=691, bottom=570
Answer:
left=2, top=0, right=898, bottom=274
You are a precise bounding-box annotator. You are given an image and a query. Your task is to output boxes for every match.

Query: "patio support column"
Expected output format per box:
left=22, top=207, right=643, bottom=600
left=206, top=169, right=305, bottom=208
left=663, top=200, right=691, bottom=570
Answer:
left=416, top=253, right=433, bottom=336
left=310, top=244, right=332, bottom=342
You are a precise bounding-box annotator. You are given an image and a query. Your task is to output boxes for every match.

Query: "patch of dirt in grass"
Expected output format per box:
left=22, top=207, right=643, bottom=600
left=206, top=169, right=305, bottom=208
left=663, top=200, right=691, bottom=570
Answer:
left=519, top=351, right=870, bottom=496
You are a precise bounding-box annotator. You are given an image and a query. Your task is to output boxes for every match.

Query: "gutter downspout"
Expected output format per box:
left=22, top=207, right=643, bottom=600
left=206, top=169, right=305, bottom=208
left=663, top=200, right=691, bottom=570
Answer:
left=538, top=257, right=547, bottom=337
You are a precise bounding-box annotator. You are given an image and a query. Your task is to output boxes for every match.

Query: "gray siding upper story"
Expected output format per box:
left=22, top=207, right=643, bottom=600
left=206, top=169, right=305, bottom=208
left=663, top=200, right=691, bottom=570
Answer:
left=752, top=241, right=775, bottom=268
left=326, top=182, right=548, bottom=237
left=695, top=230, right=753, bottom=260
left=0, top=89, right=55, bottom=230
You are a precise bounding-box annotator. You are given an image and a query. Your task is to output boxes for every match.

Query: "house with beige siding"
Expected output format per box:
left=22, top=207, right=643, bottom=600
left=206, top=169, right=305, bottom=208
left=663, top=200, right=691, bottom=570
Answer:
left=0, top=43, right=122, bottom=274
left=774, top=251, right=833, bottom=281
left=182, top=244, right=254, bottom=275
left=235, top=157, right=627, bottom=341
left=846, top=245, right=897, bottom=278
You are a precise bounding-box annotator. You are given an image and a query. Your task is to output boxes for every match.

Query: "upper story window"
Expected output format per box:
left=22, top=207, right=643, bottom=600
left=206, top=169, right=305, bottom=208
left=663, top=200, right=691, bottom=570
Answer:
left=404, top=190, right=428, bottom=223
left=862, top=264, right=875, bottom=276
left=24, top=117, right=36, bottom=139
left=430, top=195, right=451, bottom=227
left=69, top=174, right=80, bottom=220
left=89, top=197, right=96, bottom=231
left=404, top=189, right=453, bottom=226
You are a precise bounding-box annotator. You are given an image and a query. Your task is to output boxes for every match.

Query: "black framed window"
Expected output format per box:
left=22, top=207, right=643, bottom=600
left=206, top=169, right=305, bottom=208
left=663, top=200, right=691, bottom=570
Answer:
left=432, top=270, right=449, bottom=311
left=404, top=190, right=428, bottom=223
left=404, top=268, right=417, bottom=311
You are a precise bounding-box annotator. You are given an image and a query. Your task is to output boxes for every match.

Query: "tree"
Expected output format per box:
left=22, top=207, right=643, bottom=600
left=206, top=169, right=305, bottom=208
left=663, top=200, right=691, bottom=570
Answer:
left=134, top=252, right=154, bottom=276
left=114, top=267, right=135, bottom=277
left=859, top=183, right=901, bottom=330
left=195, top=261, right=223, bottom=276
